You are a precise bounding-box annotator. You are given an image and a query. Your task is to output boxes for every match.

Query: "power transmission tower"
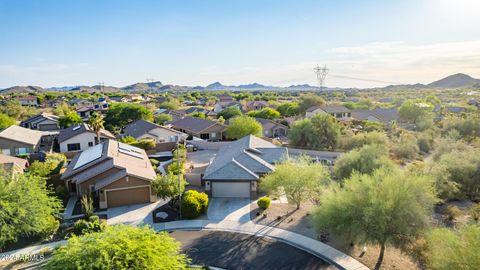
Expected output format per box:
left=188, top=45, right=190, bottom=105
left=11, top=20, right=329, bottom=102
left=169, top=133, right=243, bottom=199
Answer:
left=98, top=82, right=105, bottom=94
left=313, top=64, right=329, bottom=91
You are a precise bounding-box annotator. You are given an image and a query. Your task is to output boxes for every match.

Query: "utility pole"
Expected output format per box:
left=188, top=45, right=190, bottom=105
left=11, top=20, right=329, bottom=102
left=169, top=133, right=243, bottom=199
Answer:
left=313, top=64, right=329, bottom=91
left=177, top=136, right=182, bottom=219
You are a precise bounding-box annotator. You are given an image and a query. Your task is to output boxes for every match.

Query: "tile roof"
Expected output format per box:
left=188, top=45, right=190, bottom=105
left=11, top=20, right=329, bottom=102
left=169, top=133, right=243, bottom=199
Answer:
left=122, top=119, right=182, bottom=139
left=203, top=135, right=287, bottom=181
left=170, top=116, right=226, bottom=133
left=0, top=125, right=43, bottom=146
left=57, top=123, right=115, bottom=143
left=20, top=112, right=59, bottom=125
left=254, top=118, right=288, bottom=131
left=0, top=154, right=28, bottom=173
left=306, top=105, right=351, bottom=113
left=62, top=140, right=156, bottom=183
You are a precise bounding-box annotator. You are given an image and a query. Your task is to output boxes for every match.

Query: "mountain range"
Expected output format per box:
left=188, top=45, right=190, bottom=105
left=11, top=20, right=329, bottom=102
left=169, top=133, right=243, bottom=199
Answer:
left=1, top=73, right=479, bottom=94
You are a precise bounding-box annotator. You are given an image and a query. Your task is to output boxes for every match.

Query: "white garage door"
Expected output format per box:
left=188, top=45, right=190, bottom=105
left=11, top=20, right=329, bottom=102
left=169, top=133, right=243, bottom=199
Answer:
left=212, top=182, right=250, bottom=198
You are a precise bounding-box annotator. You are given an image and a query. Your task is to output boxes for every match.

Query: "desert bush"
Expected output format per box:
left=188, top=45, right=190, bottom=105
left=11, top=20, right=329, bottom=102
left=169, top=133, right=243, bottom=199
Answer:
left=130, top=139, right=156, bottom=150
left=257, top=197, right=271, bottom=209
left=444, top=206, right=462, bottom=222
left=470, top=204, right=480, bottom=223
left=73, top=216, right=106, bottom=236
left=181, top=190, right=208, bottom=219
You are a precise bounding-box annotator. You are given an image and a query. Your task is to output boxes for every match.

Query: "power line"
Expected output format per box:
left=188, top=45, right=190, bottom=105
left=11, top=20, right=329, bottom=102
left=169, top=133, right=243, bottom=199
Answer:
left=329, top=74, right=401, bottom=85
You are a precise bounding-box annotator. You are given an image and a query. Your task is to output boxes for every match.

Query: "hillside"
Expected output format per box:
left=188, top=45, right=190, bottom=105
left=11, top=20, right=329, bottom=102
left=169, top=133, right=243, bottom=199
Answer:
left=2, top=73, right=480, bottom=94
left=428, top=73, right=480, bottom=88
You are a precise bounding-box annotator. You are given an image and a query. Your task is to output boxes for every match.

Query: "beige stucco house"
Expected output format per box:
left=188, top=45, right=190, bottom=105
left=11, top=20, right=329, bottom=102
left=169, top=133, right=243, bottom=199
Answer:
left=61, top=140, right=157, bottom=209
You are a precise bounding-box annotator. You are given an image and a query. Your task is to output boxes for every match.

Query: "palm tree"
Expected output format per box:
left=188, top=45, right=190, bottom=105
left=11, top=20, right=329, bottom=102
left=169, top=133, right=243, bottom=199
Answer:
left=87, top=113, right=105, bottom=145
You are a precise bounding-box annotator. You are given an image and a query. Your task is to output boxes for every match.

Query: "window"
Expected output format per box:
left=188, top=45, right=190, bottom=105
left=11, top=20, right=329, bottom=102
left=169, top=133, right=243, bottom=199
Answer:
left=210, top=133, right=217, bottom=138
left=67, top=143, right=81, bottom=151
left=88, top=142, right=94, bottom=147
left=15, top=147, right=31, bottom=155
left=1, top=149, right=11, bottom=155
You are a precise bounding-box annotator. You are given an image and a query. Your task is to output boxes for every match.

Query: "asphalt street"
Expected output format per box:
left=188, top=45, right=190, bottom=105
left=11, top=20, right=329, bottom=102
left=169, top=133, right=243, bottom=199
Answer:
left=170, top=230, right=334, bottom=270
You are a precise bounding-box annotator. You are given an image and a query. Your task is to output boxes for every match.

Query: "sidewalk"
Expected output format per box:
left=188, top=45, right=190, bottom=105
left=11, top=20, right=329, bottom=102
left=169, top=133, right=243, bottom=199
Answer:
left=1, top=220, right=369, bottom=270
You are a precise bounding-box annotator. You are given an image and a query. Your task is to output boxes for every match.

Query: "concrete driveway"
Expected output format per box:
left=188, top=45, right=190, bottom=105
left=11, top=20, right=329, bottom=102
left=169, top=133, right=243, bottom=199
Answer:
left=207, top=198, right=251, bottom=223
left=107, top=200, right=166, bottom=226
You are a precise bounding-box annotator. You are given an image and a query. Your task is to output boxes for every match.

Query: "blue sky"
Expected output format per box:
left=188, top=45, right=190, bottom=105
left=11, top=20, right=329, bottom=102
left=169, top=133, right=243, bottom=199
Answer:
left=1, top=0, right=479, bottom=88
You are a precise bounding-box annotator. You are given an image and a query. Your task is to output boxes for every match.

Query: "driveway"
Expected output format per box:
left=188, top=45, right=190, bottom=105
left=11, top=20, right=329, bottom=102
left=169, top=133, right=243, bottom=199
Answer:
left=207, top=198, right=251, bottom=223
left=170, top=230, right=333, bottom=270
left=107, top=200, right=166, bottom=226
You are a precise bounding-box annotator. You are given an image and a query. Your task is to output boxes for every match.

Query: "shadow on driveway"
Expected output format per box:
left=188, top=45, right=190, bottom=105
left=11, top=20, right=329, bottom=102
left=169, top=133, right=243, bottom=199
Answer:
left=171, top=230, right=334, bottom=270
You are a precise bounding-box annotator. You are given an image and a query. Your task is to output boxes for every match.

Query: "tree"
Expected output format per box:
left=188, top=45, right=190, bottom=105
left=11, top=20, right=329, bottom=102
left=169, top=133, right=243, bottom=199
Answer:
left=151, top=173, right=186, bottom=207
left=288, top=113, right=341, bottom=150
left=217, top=106, right=242, bottom=120
left=399, top=100, right=433, bottom=131
left=340, top=131, right=389, bottom=151
left=313, top=168, right=437, bottom=270
left=299, top=94, right=325, bottom=113
left=225, top=115, right=262, bottom=139
left=154, top=113, right=173, bottom=125
left=188, top=111, right=206, bottom=119
left=52, top=102, right=73, bottom=117
left=334, top=144, right=394, bottom=180
left=425, top=225, right=480, bottom=270
left=0, top=113, right=16, bottom=129
left=0, top=172, right=62, bottom=249
left=105, top=103, right=153, bottom=133
left=58, top=111, right=82, bottom=128
left=44, top=225, right=190, bottom=270
left=87, top=113, right=105, bottom=145
left=277, top=102, right=300, bottom=117
left=392, top=133, right=419, bottom=160
left=260, top=157, right=331, bottom=209
left=247, top=108, right=280, bottom=120
left=429, top=145, right=480, bottom=200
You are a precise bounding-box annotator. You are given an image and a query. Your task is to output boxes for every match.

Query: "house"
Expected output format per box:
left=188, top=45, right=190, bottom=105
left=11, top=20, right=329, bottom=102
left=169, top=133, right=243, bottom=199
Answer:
left=202, top=135, right=288, bottom=198
left=42, top=98, right=64, bottom=108
left=0, top=125, right=43, bottom=156
left=121, top=119, right=186, bottom=143
left=255, top=118, right=288, bottom=138
left=20, top=112, right=60, bottom=131
left=69, top=98, right=94, bottom=107
left=351, top=108, right=398, bottom=124
left=305, top=105, right=352, bottom=121
left=170, top=116, right=227, bottom=141
left=184, top=107, right=209, bottom=115
left=16, top=96, right=38, bottom=107
left=467, top=99, right=479, bottom=107
left=213, top=101, right=242, bottom=113
left=61, top=140, right=157, bottom=208
left=168, top=110, right=187, bottom=121
left=0, top=154, right=28, bottom=175
left=76, top=106, right=96, bottom=121
left=57, top=123, right=115, bottom=153
left=217, top=94, right=234, bottom=103
left=244, top=100, right=268, bottom=111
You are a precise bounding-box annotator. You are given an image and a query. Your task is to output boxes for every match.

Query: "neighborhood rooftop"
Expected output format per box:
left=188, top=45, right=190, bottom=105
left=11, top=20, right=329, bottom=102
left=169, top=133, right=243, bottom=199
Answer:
left=57, top=123, right=115, bottom=143
left=203, top=135, right=287, bottom=181
left=122, top=119, right=182, bottom=139
left=0, top=125, right=43, bottom=146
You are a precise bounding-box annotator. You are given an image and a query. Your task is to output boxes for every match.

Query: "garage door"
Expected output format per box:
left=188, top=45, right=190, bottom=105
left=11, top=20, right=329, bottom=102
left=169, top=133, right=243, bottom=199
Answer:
left=212, top=182, right=250, bottom=198
left=106, top=187, right=150, bottom=207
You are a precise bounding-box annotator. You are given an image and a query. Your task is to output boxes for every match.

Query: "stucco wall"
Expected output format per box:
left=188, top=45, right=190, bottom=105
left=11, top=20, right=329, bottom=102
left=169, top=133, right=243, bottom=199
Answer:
left=59, top=132, right=96, bottom=153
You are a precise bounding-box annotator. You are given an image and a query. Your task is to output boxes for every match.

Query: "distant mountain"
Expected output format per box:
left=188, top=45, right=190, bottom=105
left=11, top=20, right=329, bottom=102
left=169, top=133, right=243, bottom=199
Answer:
left=236, top=82, right=266, bottom=89
left=2, top=73, right=480, bottom=94
left=0, top=85, right=45, bottom=94
left=428, top=73, right=480, bottom=88
left=206, top=82, right=228, bottom=90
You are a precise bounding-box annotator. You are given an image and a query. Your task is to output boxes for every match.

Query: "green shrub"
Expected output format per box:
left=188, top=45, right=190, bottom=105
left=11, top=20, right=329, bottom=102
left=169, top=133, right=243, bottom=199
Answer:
left=181, top=190, right=209, bottom=219
left=470, top=203, right=480, bottom=223
left=72, top=216, right=106, bottom=236
left=73, top=219, right=89, bottom=235
left=444, top=206, right=462, bottom=221
left=130, top=139, right=156, bottom=150
left=257, top=197, right=271, bottom=209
